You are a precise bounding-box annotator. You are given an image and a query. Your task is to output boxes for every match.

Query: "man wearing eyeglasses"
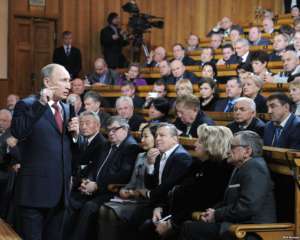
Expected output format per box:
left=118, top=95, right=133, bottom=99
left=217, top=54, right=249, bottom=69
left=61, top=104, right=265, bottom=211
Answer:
left=180, top=131, right=276, bottom=240
left=66, top=116, right=141, bottom=240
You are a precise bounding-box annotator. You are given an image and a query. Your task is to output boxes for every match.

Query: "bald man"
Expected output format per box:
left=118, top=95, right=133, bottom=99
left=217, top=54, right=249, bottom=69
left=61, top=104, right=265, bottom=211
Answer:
left=87, top=58, right=119, bottom=85
left=168, top=60, right=199, bottom=84
left=146, top=46, right=167, bottom=67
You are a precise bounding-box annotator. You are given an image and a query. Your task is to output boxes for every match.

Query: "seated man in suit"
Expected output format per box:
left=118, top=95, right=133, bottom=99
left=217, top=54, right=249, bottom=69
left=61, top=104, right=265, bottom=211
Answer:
left=174, top=95, right=214, bottom=138
left=87, top=58, right=119, bottom=85
left=197, top=47, right=216, bottom=67
left=144, top=79, right=168, bottom=108
left=53, top=31, right=82, bottom=78
left=235, top=38, right=252, bottom=64
left=262, top=17, right=275, bottom=34
left=125, top=123, right=192, bottom=238
left=217, top=44, right=240, bottom=65
left=269, top=33, right=289, bottom=61
left=83, top=91, right=110, bottom=128
left=168, top=60, right=199, bottom=84
left=215, top=78, right=243, bottom=112
left=159, top=60, right=173, bottom=84
left=186, top=34, right=201, bottom=52
left=120, top=81, right=144, bottom=108
left=116, top=96, right=145, bottom=131
left=6, top=94, right=19, bottom=114
left=67, top=116, right=141, bottom=240
left=145, top=46, right=167, bottom=67
left=248, top=26, right=271, bottom=46
left=227, top=97, right=265, bottom=137
left=264, top=92, right=300, bottom=149
left=71, top=78, right=86, bottom=101
left=172, top=43, right=196, bottom=66
left=210, top=33, right=223, bottom=50
left=180, top=130, right=276, bottom=240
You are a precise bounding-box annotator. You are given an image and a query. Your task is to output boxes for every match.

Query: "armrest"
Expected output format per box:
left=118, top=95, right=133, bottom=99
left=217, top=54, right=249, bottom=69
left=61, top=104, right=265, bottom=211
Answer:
left=107, top=184, right=126, bottom=193
left=229, top=223, right=295, bottom=239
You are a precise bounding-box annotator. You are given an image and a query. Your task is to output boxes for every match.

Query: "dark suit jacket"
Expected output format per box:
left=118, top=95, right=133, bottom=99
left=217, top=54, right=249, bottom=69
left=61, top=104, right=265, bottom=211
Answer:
left=88, top=69, right=119, bottom=85
left=53, top=46, right=82, bottom=78
left=253, top=94, right=268, bottom=113
left=11, top=96, right=74, bottom=208
left=214, top=98, right=231, bottom=112
left=182, top=56, right=196, bottom=66
left=144, top=144, right=192, bottom=204
left=269, top=51, right=282, bottom=61
left=224, top=55, right=240, bottom=65
left=98, top=111, right=111, bottom=128
left=166, top=71, right=199, bottom=84
left=100, top=25, right=128, bottom=68
left=250, top=38, right=271, bottom=46
left=264, top=113, right=300, bottom=149
left=174, top=111, right=215, bottom=138
left=227, top=117, right=265, bottom=138
left=128, top=113, right=145, bottom=131
left=200, top=96, right=219, bottom=111
left=214, top=157, right=276, bottom=232
left=132, top=95, right=145, bottom=109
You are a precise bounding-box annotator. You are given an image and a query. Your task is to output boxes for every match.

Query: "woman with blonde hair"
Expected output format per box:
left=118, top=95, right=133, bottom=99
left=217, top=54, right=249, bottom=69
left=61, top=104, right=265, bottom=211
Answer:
left=289, top=77, right=300, bottom=115
left=152, top=124, right=233, bottom=238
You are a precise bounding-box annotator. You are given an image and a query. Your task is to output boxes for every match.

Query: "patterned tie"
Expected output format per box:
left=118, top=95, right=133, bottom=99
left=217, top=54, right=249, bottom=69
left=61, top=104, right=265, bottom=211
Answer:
left=52, top=102, right=63, bottom=133
left=66, top=46, right=70, bottom=56
left=224, top=100, right=234, bottom=112
left=272, top=126, right=283, bottom=147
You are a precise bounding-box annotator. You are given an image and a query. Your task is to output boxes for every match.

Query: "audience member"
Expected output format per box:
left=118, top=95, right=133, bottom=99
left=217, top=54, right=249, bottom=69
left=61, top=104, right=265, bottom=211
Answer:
left=210, top=33, right=223, bottom=50
left=116, top=96, right=145, bottom=131
left=291, top=5, right=300, bottom=18
left=293, top=31, right=300, bottom=57
left=71, top=78, right=86, bottom=100
left=53, top=31, right=82, bottom=78
left=83, top=91, right=110, bottom=128
left=158, top=60, right=173, bottom=84
left=174, top=95, right=214, bottom=138
left=6, top=94, right=19, bottom=114
left=180, top=131, right=276, bottom=240
left=117, top=63, right=147, bottom=86
left=199, top=78, right=219, bottom=111
left=235, top=38, right=252, bottom=64
left=229, top=25, right=244, bottom=47
left=216, top=44, right=239, bottom=65
left=168, top=60, right=199, bottom=84
left=251, top=50, right=273, bottom=82
left=100, top=12, right=128, bottom=68
left=172, top=43, right=195, bottom=66
left=248, top=26, right=271, bottom=46
left=227, top=97, right=265, bottom=137
left=215, top=78, right=243, bottom=112
left=289, top=77, right=300, bottom=115
left=87, top=58, right=119, bottom=85
left=148, top=98, right=170, bottom=123
left=197, top=47, right=216, bottom=67
left=294, top=17, right=300, bottom=31
left=67, top=116, right=140, bottom=240
left=212, top=17, right=233, bottom=37
left=262, top=17, right=275, bottom=34
left=144, top=80, right=168, bottom=108
left=186, top=34, right=201, bottom=52
left=121, top=81, right=145, bottom=108
left=201, top=62, right=218, bottom=82
left=146, top=46, right=167, bottom=67
left=264, top=92, right=300, bottom=149
left=242, top=73, right=268, bottom=113
left=269, top=33, right=289, bottom=61
left=175, top=79, right=194, bottom=97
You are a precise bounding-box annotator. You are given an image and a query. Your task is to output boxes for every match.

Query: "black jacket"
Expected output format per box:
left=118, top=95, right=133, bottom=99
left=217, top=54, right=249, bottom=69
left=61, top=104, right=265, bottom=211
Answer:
left=166, top=71, right=199, bottom=84
left=128, top=113, right=145, bottom=131
left=227, top=118, right=266, bottom=138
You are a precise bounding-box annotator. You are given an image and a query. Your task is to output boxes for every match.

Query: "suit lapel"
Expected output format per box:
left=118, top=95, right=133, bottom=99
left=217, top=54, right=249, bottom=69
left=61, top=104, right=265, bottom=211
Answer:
left=278, top=115, right=294, bottom=146
left=161, top=145, right=180, bottom=183
left=44, top=105, right=61, bottom=133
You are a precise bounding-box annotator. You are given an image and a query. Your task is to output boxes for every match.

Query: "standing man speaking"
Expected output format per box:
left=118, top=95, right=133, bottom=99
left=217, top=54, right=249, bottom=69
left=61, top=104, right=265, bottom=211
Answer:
left=11, top=63, right=79, bottom=240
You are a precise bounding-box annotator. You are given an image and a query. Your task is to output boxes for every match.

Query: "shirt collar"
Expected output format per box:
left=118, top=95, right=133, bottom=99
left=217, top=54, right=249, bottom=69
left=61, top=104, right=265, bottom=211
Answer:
left=161, top=144, right=179, bottom=160
left=279, top=113, right=291, bottom=128
left=87, top=132, right=99, bottom=144
left=242, top=51, right=249, bottom=62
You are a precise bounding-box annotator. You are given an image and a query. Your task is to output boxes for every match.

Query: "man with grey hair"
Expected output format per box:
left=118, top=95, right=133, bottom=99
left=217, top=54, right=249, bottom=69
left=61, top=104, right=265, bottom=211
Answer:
left=227, top=97, right=265, bottom=137
left=11, top=63, right=79, bottom=239
left=235, top=39, right=252, bottom=64
left=181, top=130, right=276, bottom=240
left=146, top=46, right=167, bottom=67
left=67, top=115, right=140, bottom=240
left=87, top=58, right=119, bottom=85
left=116, top=96, right=145, bottom=131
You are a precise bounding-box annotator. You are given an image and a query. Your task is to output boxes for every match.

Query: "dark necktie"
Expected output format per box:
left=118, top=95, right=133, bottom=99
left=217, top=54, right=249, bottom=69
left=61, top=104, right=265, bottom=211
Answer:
left=272, top=126, right=283, bottom=147
left=66, top=46, right=70, bottom=56
left=52, top=102, right=63, bottom=133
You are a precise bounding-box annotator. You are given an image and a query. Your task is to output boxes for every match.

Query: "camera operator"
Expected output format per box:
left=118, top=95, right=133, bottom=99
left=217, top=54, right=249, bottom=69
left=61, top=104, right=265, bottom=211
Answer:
left=100, top=12, right=129, bottom=69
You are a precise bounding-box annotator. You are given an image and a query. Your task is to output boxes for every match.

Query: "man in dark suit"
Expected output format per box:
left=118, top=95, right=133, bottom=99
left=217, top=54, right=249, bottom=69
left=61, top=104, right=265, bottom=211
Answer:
left=171, top=43, right=196, bottom=66
left=53, top=31, right=82, bottom=78
left=120, top=81, right=145, bottom=108
left=248, top=26, right=271, bottom=46
left=197, top=47, right=217, bottom=67
left=264, top=92, right=300, bottom=149
left=227, top=97, right=265, bottom=137
left=180, top=131, right=276, bottom=240
left=87, top=58, right=119, bottom=85
left=116, top=96, right=145, bottom=131
left=100, top=12, right=128, bottom=69
left=145, top=46, right=167, bottom=67
left=83, top=91, right=110, bottom=128
left=125, top=123, right=192, bottom=239
left=168, top=60, right=199, bottom=84
left=215, top=78, right=243, bottom=112
left=11, top=63, right=78, bottom=240
left=158, top=60, right=174, bottom=84
left=216, top=44, right=240, bottom=65
left=235, top=38, right=252, bottom=64
left=68, top=116, right=140, bottom=240
left=174, top=95, right=214, bottom=138
left=269, top=33, right=289, bottom=61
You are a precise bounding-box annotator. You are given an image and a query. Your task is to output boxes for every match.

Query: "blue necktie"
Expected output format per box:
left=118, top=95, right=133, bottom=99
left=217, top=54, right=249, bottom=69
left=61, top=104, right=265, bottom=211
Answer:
left=224, top=101, right=234, bottom=112
left=272, top=126, right=282, bottom=146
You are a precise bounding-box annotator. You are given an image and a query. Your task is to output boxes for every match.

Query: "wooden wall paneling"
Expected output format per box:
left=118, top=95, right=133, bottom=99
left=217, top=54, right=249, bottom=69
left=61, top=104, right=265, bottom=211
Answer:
left=149, top=0, right=165, bottom=48
left=176, top=0, right=193, bottom=45
left=12, top=0, right=28, bottom=14
left=45, top=0, right=59, bottom=17
left=164, top=0, right=178, bottom=50
left=206, top=0, right=221, bottom=36
left=192, top=0, right=207, bottom=38
left=0, top=80, right=9, bottom=108
left=60, top=0, right=77, bottom=44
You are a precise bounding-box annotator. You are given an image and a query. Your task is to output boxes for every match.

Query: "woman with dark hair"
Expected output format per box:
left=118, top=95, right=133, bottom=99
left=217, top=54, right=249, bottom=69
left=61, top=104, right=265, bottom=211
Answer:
left=98, top=123, right=158, bottom=240
left=148, top=97, right=170, bottom=123
left=201, top=62, right=218, bottom=82
left=199, top=78, right=219, bottom=111
left=117, top=63, right=147, bottom=86
left=251, top=50, right=273, bottom=83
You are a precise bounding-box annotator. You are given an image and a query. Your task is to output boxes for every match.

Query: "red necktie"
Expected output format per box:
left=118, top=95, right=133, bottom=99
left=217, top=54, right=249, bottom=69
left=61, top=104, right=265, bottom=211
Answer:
left=52, top=102, right=63, bottom=133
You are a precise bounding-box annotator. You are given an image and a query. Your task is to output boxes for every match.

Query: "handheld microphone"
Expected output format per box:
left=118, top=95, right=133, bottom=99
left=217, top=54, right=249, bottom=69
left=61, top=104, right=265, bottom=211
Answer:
left=67, top=95, right=78, bottom=117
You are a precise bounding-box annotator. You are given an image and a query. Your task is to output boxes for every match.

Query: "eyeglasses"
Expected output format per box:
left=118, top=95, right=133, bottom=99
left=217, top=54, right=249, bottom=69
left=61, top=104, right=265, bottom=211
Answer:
left=230, top=144, right=249, bottom=150
left=107, top=126, right=123, bottom=134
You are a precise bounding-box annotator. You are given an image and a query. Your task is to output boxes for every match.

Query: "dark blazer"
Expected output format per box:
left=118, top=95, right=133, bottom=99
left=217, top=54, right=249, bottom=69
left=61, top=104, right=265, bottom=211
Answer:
left=88, top=69, right=119, bottom=85
left=250, top=38, right=271, bottom=46
left=200, top=96, right=219, bottom=111
left=264, top=113, right=300, bottom=149
left=224, top=55, right=240, bottom=65
left=214, top=157, right=276, bottom=232
left=254, top=94, right=268, bottom=113
left=227, top=117, right=266, bottom=138
left=182, top=56, right=196, bottom=66
left=214, top=98, right=231, bottom=112
left=269, top=51, right=282, bottom=61
left=146, top=60, right=159, bottom=67
left=174, top=111, right=215, bottom=138
left=11, top=96, right=74, bottom=208
left=98, top=110, right=111, bottom=128
left=237, top=52, right=253, bottom=65
left=100, top=25, right=128, bottom=69
left=144, top=144, right=192, bottom=204
left=132, top=95, right=145, bottom=109
left=170, top=160, right=232, bottom=225
left=166, top=71, right=199, bottom=84
left=53, top=46, right=82, bottom=78
left=128, top=113, right=145, bottom=131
